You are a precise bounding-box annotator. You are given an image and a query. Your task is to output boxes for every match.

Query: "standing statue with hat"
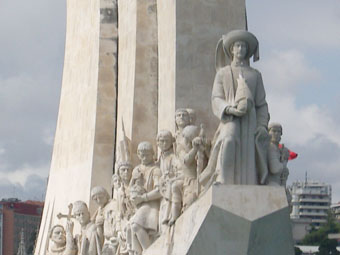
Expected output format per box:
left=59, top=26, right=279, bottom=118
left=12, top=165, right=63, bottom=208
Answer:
left=200, top=30, right=270, bottom=187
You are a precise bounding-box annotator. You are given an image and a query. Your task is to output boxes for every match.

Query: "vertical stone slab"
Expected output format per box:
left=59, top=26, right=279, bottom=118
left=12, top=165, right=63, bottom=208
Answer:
left=157, top=0, right=247, bottom=138
left=117, top=0, right=158, bottom=164
left=34, top=0, right=118, bottom=254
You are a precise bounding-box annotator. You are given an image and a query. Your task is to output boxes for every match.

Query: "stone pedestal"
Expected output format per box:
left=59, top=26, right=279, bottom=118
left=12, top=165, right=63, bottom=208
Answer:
left=34, top=1, right=118, bottom=254
left=157, top=0, right=247, bottom=138
left=145, top=185, right=294, bottom=255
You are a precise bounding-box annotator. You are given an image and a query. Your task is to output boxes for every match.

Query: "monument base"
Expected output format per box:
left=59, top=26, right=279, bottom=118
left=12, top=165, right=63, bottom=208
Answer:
left=145, top=184, right=294, bottom=255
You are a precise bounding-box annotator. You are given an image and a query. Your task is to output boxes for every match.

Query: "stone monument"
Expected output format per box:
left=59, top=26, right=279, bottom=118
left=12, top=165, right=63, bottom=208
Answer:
left=35, top=1, right=295, bottom=255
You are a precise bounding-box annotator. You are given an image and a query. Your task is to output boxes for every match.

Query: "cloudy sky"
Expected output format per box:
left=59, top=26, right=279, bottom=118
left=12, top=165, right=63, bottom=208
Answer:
left=1, top=0, right=340, bottom=202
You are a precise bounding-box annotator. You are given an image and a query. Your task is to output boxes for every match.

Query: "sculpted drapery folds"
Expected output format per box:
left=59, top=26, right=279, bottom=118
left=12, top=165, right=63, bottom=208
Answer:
left=129, top=142, right=162, bottom=254
left=46, top=30, right=302, bottom=255
left=267, top=123, right=289, bottom=186
left=200, top=30, right=269, bottom=187
left=73, top=201, right=102, bottom=255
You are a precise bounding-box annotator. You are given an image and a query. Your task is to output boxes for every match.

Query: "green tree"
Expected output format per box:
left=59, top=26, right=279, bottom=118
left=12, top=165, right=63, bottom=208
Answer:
left=302, top=211, right=340, bottom=254
left=295, top=246, right=303, bottom=255
left=317, top=238, right=340, bottom=255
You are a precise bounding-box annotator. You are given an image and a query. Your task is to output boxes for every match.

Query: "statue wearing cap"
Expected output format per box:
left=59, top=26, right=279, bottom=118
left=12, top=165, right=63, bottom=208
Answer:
left=200, top=30, right=269, bottom=186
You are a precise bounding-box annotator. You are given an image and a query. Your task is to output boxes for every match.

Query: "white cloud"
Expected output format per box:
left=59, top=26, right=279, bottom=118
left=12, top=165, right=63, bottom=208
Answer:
left=0, top=174, right=47, bottom=201
left=254, top=49, right=340, bottom=147
left=0, top=163, right=49, bottom=186
left=255, top=47, right=340, bottom=201
left=259, top=49, right=320, bottom=94
left=248, top=0, right=340, bottom=49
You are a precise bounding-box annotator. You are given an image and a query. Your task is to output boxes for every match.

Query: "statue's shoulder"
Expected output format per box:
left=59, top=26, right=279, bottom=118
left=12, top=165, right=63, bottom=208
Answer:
left=86, top=221, right=98, bottom=233
left=150, top=163, right=161, bottom=176
left=249, top=66, right=262, bottom=76
left=132, top=165, right=141, bottom=174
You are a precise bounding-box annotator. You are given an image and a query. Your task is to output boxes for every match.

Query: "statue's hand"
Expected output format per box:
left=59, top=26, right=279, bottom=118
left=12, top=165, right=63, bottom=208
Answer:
left=132, top=195, right=144, bottom=205
left=228, top=107, right=246, bottom=117
left=255, top=126, right=268, bottom=138
left=192, top=137, right=202, bottom=149
left=66, top=220, right=74, bottom=234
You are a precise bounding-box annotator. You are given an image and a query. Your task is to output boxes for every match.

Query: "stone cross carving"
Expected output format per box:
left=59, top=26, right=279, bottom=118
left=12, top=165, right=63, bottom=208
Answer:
left=57, top=203, right=74, bottom=220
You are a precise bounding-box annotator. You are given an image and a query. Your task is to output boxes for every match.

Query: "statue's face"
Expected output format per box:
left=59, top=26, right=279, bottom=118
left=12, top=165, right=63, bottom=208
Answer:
left=92, top=193, right=108, bottom=207
left=269, top=126, right=282, bottom=143
left=137, top=149, right=154, bottom=165
left=119, top=166, right=132, bottom=183
left=74, top=207, right=90, bottom=226
left=175, top=111, right=190, bottom=129
left=51, top=226, right=66, bottom=245
left=157, top=135, right=173, bottom=152
left=112, top=176, right=121, bottom=189
left=231, top=41, right=248, bottom=60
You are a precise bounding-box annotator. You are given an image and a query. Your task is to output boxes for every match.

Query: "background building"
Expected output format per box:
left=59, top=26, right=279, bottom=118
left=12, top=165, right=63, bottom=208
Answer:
left=290, top=180, right=332, bottom=227
left=0, top=199, right=43, bottom=255
left=331, top=203, right=340, bottom=222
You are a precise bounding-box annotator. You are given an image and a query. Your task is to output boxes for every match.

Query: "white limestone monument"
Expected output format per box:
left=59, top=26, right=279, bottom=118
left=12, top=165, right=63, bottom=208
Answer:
left=35, top=0, right=295, bottom=254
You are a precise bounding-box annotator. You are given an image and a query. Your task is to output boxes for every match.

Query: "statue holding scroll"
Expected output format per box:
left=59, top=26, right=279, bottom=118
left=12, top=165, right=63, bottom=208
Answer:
left=200, top=30, right=269, bottom=186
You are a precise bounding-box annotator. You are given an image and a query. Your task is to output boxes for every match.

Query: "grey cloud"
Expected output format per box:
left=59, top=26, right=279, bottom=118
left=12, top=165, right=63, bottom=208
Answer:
left=0, top=0, right=66, bottom=78
left=288, top=135, right=340, bottom=202
left=0, top=0, right=65, bottom=175
left=0, top=174, right=47, bottom=201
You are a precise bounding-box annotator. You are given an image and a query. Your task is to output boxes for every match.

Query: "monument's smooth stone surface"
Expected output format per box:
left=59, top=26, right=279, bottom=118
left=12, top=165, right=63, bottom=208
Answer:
left=116, top=0, right=158, bottom=165
left=157, top=0, right=247, bottom=139
left=145, top=185, right=294, bottom=255
left=35, top=1, right=118, bottom=254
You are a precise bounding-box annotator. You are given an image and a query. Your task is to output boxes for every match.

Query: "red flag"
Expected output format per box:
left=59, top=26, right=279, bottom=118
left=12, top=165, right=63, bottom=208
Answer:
left=278, top=144, right=298, bottom=160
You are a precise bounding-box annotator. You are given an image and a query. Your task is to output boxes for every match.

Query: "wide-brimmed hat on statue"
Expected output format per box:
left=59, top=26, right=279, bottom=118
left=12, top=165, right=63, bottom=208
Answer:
left=215, top=30, right=259, bottom=71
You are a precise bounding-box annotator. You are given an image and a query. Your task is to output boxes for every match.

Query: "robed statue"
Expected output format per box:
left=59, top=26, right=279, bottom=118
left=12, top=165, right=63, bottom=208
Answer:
left=200, top=30, right=270, bottom=186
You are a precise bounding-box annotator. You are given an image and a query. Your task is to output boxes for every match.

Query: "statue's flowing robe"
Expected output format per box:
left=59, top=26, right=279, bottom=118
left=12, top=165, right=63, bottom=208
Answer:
left=206, top=65, right=269, bottom=185
left=75, top=222, right=102, bottom=255
left=130, top=164, right=161, bottom=233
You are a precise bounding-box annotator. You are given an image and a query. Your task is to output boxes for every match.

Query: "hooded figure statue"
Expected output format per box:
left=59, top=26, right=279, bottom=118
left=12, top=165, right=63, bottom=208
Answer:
left=200, top=30, right=270, bottom=187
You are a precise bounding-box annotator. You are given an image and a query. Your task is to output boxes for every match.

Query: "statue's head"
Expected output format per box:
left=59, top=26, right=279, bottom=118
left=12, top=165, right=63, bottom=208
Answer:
left=157, top=130, right=175, bottom=152
left=175, top=108, right=190, bottom=130
left=49, top=225, right=66, bottom=246
left=73, top=201, right=90, bottom=226
left=215, top=30, right=259, bottom=71
left=268, top=122, right=283, bottom=143
left=186, top=108, right=197, bottom=125
left=137, top=141, right=154, bottom=165
left=111, top=174, right=121, bottom=189
left=182, top=125, right=200, bottom=145
left=91, top=186, right=110, bottom=207
left=222, top=30, right=258, bottom=61
left=116, top=161, right=133, bottom=183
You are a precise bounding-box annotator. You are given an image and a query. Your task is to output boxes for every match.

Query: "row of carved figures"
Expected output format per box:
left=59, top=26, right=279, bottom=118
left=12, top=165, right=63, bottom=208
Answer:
left=46, top=30, right=294, bottom=255
left=47, top=109, right=291, bottom=255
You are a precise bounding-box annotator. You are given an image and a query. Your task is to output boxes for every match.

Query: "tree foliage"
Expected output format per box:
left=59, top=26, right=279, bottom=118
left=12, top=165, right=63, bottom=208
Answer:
left=295, top=246, right=302, bottom=255
left=302, top=211, right=340, bottom=245
left=302, top=211, right=340, bottom=254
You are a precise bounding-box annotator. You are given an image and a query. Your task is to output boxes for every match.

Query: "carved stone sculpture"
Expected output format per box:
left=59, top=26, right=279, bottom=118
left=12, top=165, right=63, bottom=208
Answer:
left=267, top=123, right=290, bottom=187
left=116, top=162, right=134, bottom=220
left=72, top=201, right=102, bottom=255
left=174, top=108, right=191, bottom=156
left=90, top=186, right=121, bottom=254
left=186, top=108, right=197, bottom=125
left=176, top=125, right=206, bottom=210
left=200, top=30, right=269, bottom=187
left=128, top=142, right=162, bottom=254
left=156, top=130, right=178, bottom=227
left=47, top=224, right=76, bottom=255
